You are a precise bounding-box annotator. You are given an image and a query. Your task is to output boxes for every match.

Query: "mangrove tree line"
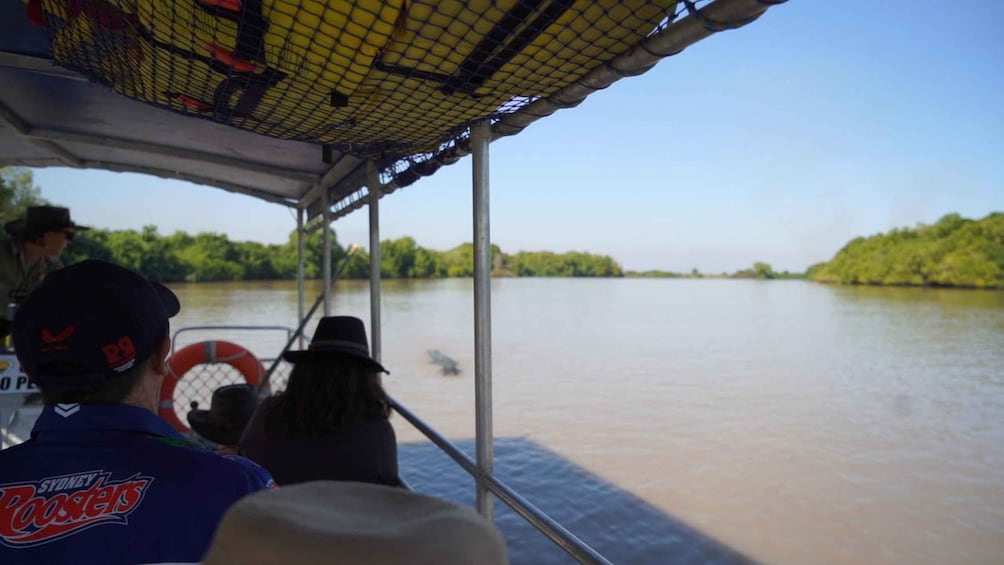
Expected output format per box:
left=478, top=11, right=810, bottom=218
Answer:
left=60, top=227, right=624, bottom=282
left=808, top=212, right=1004, bottom=288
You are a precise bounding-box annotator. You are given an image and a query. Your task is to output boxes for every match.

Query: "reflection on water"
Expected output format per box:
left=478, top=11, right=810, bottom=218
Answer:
left=167, top=279, right=1004, bottom=565
left=400, top=437, right=756, bottom=565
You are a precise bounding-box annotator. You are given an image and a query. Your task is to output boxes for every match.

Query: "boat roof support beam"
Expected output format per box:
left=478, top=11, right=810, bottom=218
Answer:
left=0, top=53, right=89, bottom=81
left=367, top=160, right=382, bottom=364
left=88, top=160, right=296, bottom=207
left=297, top=153, right=365, bottom=214
left=471, top=119, right=494, bottom=518
left=296, top=206, right=306, bottom=349
left=0, top=100, right=83, bottom=167
left=27, top=128, right=319, bottom=184
left=322, top=188, right=332, bottom=316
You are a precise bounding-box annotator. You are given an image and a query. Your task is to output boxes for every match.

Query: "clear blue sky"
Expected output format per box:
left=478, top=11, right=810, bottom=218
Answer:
left=29, top=1, right=1004, bottom=273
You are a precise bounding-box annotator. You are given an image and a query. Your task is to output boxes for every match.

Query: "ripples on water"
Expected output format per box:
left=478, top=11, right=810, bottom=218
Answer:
left=168, top=279, right=1004, bottom=565
left=400, top=438, right=755, bottom=564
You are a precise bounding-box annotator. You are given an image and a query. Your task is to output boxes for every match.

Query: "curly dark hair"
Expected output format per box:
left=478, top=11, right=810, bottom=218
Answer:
left=264, top=354, right=390, bottom=437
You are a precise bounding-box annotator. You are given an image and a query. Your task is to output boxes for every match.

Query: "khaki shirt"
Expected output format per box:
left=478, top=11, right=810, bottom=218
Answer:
left=0, top=238, right=63, bottom=318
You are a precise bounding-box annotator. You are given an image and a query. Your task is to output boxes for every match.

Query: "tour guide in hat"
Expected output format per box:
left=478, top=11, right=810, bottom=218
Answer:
left=0, top=260, right=275, bottom=565
left=0, top=206, right=89, bottom=341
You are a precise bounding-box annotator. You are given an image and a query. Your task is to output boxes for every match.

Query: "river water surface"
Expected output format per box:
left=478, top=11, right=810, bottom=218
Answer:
left=166, top=278, right=1004, bottom=565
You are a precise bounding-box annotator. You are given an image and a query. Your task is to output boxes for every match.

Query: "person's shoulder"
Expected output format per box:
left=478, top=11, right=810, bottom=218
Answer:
left=216, top=452, right=277, bottom=492
left=357, top=415, right=397, bottom=439
left=363, top=414, right=394, bottom=429
left=149, top=436, right=276, bottom=491
left=0, top=438, right=34, bottom=460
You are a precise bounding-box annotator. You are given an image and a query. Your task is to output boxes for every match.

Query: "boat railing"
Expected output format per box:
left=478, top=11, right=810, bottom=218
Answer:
left=171, top=324, right=612, bottom=564
left=169, top=325, right=298, bottom=410
left=389, top=397, right=613, bottom=565
left=170, top=325, right=299, bottom=354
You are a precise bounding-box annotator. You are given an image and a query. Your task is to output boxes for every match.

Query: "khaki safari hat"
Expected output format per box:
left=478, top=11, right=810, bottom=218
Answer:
left=203, top=481, right=509, bottom=565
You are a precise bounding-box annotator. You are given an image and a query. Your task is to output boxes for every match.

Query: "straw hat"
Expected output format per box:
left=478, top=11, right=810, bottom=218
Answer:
left=202, top=481, right=509, bottom=565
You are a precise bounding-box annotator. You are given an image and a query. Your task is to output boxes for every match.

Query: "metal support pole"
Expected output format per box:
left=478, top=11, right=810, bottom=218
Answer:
left=296, top=207, right=306, bottom=348
left=367, top=160, right=382, bottom=363
left=471, top=120, right=494, bottom=519
left=322, top=189, right=332, bottom=316
left=0, top=406, right=14, bottom=450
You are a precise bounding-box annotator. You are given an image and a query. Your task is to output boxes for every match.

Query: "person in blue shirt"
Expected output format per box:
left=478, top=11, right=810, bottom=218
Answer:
left=0, top=259, right=275, bottom=565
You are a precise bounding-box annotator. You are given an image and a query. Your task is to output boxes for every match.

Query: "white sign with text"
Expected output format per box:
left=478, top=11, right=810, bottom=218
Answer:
left=0, top=353, right=35, bottom=394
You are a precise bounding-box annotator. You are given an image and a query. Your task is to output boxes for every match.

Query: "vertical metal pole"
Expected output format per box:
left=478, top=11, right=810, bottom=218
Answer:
left=367, top=160, right=382, bottom=363
left=296, top=207, right=306, bottom=348
left=0, top=407, right=12, bottom=450
left=322, top=188, right=332, bottom=316
left=471, top=120, right=494, bottom=519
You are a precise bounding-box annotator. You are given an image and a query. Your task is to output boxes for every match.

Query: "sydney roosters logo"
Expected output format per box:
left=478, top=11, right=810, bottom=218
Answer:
left=0, top=471, right=152, bottom=547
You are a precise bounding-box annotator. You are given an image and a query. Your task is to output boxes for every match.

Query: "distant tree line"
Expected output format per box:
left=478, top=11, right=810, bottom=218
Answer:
left=61, top=228, right=625, bottom=282
left=9, top=168, right=999, bottom=288
left=626, top=262, right=805, bottom=280
left=807, top=212, right=1004, bottom=289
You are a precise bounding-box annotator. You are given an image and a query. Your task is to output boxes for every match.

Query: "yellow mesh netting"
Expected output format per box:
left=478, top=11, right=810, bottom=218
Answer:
left=33, top=0, right=678, bottom=160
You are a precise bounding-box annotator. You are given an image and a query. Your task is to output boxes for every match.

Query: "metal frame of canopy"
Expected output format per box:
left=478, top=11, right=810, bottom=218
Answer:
left=0, top=0, right=781, bottom=220
left=0, top=1, right=788, bottom=562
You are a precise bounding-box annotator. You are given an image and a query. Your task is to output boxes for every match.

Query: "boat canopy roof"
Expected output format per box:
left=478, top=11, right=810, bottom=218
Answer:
left=0, top=0, right=781, bottom=222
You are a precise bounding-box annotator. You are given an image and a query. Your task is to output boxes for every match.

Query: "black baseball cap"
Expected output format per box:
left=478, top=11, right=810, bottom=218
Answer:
left=12, top=260, right=180, bottom=391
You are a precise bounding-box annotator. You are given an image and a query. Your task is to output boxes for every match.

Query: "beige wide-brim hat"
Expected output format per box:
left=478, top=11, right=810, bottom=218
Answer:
left=203, top=481, right=509, bottom=565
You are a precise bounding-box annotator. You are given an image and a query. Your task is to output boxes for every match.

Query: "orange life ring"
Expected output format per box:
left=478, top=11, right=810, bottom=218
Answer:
left=159, top=340, right=265, bottom=433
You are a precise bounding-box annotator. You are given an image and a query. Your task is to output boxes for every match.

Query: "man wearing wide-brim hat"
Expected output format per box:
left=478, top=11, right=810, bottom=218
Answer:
left=203, top=481, right=509, bottom=565
left=0, top=205, right=89, bottom=340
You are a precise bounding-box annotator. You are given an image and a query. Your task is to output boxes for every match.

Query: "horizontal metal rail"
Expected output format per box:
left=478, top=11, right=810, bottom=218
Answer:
left=170, top=325, right=296, bottom=354
left=388, top=397, right=613, bottom=565
left=170, top=325, right=611, bottom=562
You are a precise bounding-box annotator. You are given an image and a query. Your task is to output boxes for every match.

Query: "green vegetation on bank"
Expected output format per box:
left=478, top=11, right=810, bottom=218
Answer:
left=58, top=215, right=1004, bottom=287
left=0, top=168, right=46, bottom=224
left=2, top=168, right=623, bottom=282
left=626, top=262, right=805, bottom=280
left=5, top=169, right=1002, bottom=288
left=808, top=213, right=1004, bottom=289
left=61, top=228, right=624, bottom=282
